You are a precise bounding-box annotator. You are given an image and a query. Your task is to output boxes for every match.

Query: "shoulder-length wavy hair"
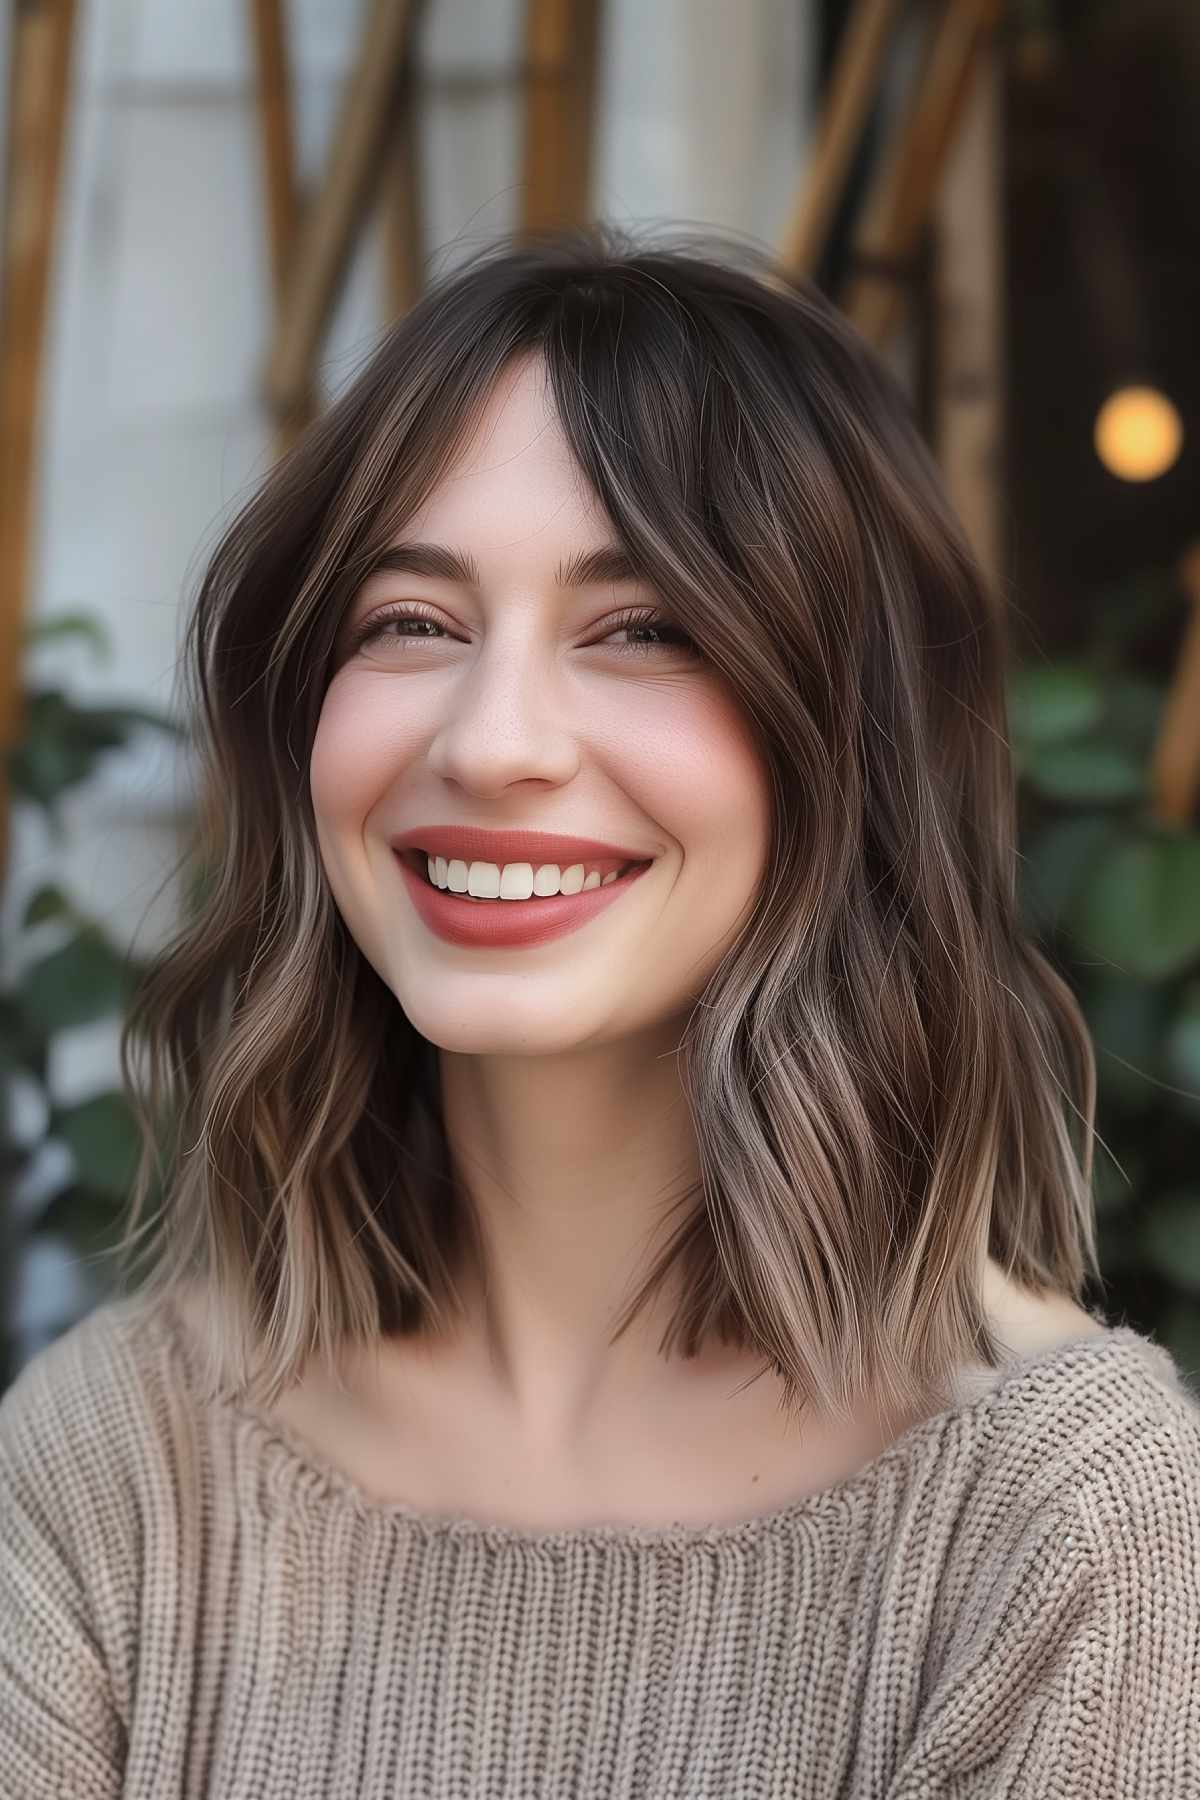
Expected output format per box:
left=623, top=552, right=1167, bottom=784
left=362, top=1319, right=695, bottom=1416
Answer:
left=112, top=221, right=1102, bottom=1425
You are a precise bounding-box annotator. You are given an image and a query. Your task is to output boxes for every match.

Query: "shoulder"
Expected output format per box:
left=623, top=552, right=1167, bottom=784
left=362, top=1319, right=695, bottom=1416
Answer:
left=956, top=1323, right=1200, bottom=1531
left=0, top=1295, right=186, bottom=1747
left=957, top=1265, right=1198, bottom=1517
left=991, top=1321, right=1199, bottom=1465
left=898, top=1331, right=1200, bottom=1794
left=922, top=1323, right=1200, bottom=1669
left=0, top=1293, right=182, bottom=1560
left=911, top=1323, right=1200, bottom=1643
left=1030, top=1324, right=1200, bottom=1571
left=899, top=1332, right=1200, bottom=1792
left=1, top=1290, right=167, bottom=1437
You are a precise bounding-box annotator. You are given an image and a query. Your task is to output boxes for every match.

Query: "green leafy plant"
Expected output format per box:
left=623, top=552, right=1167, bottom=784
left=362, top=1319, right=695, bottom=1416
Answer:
left=0, top=616, right=186, bottom=1389
left=1011, top=564, right=1200, bottom=1388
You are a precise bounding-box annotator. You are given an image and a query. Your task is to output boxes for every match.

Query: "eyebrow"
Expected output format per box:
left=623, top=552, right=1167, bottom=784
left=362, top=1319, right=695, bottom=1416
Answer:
left=360, top=541, right=641, bottom=590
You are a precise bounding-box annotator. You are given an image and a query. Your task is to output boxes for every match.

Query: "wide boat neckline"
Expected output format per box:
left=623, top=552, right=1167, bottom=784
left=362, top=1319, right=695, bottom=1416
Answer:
left=149, top=1299, right=1170, bottom=1552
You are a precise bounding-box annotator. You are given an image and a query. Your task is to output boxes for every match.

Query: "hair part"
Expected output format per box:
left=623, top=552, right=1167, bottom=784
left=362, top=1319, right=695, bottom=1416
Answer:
left=109, top=221, right=1103, bottom=1428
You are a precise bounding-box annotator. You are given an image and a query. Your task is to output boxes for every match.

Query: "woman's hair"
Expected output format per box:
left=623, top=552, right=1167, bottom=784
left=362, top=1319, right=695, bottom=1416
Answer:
left=111, top=221, right=1102, bottom=1424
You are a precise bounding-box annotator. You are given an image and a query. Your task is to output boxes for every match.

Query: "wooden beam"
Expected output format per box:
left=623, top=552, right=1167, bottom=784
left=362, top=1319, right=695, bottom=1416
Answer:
left=0, top=0, right=78, bottom=892
left=841, top=0, right=1002, bottom=353
left=931, top=33, right=1004, bottom=585
left=248, top=0, right=316, bottom=455
left=778, top=0, right=903, bottom=279
left=249, top=0, right=299, bottom=299
left=1150, top=543, right=1200, bottom=827
left=382, top=59, right=424, bottom=321
left=520, top=0, right=602, bottom=234
left=263, top=0, right=417, bottom=419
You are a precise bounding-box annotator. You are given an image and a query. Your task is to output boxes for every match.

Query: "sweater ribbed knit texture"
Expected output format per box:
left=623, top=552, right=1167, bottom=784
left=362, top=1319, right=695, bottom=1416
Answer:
left=2, top=1295, right=1199, bottom=1799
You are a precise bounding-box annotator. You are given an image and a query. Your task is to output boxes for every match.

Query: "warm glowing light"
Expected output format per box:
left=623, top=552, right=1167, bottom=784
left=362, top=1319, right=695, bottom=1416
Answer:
left=1093, top=385, right=1184, bottom=481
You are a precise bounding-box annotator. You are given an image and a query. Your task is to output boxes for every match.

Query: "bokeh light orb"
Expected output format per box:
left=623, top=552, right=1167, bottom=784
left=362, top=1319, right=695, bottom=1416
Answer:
left=1093, top=385, right=1184, bottom=482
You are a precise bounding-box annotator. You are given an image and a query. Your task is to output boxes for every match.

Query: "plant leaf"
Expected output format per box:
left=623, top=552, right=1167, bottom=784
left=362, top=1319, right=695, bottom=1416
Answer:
left=1082, top=969, right=1171, bottom=1112
left=21, top=883, right=77, bottom=928
left=1101, top=674, right=1164, bottom=755
left=35, top=1181, right=129, bottom=1268
left=1022, top=739, right=1145, bottom=804
left=1073, top=832, right=1200, bottom=981
left=1019, top=813, right=1116, bottom=935
left=7, top=732, right=101, bottom=807
left=24, top=613, right=112, bottom=660
left=1164, top=983, right=1200, bottom=1092
left=17, top=928, right=134, bottom=1034
left=51, top=1090, right=140, bottom=1201
left=1008, top=664, right=1105, bottom=747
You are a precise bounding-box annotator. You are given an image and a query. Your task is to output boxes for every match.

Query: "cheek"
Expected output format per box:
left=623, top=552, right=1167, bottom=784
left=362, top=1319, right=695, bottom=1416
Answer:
left=309, top=684, right=417, bottom=954
left=309, top=679, right=419, bottom=830
left=624, top=687, right=770, bottom=864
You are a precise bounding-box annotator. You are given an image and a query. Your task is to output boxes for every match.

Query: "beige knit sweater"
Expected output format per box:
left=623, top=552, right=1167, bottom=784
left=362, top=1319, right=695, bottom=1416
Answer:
left=2, top=1294, right=1199, bottom=1799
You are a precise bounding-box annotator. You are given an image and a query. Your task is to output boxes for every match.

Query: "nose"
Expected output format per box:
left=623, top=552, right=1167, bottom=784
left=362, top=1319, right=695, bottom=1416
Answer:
left=421, top=634, right=581, bottom=795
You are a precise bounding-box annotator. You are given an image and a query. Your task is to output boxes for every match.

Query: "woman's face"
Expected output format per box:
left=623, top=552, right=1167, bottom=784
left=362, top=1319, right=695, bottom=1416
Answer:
left=310, top=352, right=771, bottom=1057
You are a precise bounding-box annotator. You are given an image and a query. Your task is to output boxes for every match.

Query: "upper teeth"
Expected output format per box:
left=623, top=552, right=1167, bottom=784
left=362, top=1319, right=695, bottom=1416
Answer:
left=424, top=856, right=629, bottom=898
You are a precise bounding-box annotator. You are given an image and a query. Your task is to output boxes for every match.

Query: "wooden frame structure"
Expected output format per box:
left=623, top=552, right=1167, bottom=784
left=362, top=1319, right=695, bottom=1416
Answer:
left=255, top=0, right=601, bottom=440
left=0, top=0, right=77, bottom=893
left=2, top=0, right=1198, bottom=909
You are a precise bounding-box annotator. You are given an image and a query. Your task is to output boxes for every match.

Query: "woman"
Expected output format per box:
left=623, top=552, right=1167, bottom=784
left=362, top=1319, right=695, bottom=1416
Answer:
left=3, top=224, right=1198, bottom=1797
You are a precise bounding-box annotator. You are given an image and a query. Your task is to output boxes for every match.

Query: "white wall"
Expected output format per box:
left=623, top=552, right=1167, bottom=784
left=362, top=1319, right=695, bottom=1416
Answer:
left=4, top=0, right=814, bottom=1360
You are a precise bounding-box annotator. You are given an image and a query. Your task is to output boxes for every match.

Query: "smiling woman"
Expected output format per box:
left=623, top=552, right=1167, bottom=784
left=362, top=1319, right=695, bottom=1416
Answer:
left=311, top=347, right=764, bottom=985
left=2, top=223, right=1198, bottom=1800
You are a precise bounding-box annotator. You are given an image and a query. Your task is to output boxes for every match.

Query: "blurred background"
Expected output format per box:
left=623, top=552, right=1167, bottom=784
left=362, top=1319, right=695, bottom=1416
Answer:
left=2, top=0, right=1199, bottom=1392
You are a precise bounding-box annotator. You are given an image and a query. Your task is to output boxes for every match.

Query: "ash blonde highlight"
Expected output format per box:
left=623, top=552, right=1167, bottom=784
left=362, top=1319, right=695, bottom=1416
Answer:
left=111, top=223, right=1102, bottom=1428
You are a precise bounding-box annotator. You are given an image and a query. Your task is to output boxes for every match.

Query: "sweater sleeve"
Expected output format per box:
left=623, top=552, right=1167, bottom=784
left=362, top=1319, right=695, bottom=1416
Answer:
left=887, top=1404, right=1200, bottom=1799
left=0, top=1344, right=129, bottom=1799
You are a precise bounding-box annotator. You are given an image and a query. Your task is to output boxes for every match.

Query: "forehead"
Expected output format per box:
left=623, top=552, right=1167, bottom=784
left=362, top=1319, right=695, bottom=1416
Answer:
left=401, top=354, right=610, bottom=554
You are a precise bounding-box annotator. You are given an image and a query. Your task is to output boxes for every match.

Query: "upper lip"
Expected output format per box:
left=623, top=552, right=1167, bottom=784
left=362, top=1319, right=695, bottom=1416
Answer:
left=390, top=826, right=655, bottom=867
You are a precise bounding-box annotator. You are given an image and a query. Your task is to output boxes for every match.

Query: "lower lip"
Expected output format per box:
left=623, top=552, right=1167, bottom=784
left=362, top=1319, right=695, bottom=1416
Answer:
left=394, top=851, right=653, bottom=949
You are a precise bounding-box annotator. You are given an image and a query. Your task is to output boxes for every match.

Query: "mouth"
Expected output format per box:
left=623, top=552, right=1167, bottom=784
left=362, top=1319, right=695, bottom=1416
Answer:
left=399, top=848, right=650, bottom=897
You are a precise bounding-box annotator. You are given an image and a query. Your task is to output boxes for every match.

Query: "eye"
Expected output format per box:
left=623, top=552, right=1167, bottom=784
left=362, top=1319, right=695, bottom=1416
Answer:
left=600, top=606, right=701, bottom=658
left=346, top=601, right=446, bottom=654
left=346, top=602, right=702, bottom=659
